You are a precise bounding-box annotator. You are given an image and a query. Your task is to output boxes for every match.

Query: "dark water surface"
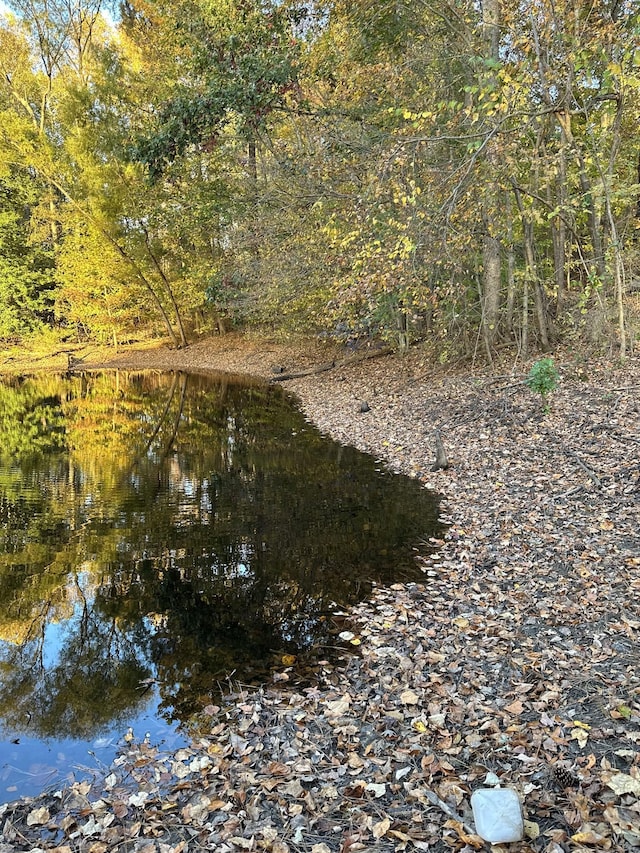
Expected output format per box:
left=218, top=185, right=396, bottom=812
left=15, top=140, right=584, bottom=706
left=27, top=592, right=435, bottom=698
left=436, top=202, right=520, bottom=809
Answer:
left=0, top=370, right=444, bottom=802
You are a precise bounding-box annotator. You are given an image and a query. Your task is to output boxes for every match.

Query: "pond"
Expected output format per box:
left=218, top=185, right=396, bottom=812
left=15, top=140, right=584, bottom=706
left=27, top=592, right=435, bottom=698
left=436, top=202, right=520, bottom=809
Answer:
left=0, top=370, right=444, bottom=803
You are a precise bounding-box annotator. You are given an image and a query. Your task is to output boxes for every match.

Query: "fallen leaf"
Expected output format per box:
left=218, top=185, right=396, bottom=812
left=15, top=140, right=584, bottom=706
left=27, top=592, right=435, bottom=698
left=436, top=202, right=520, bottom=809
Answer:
left=400, top=689, right=420, bottom=705
left=604, top=772, right=640, bottom=796
left=571, top=828, right=608, bottom=845
left=26, top=806, right=50, bottom=826
left=326, top=695, right=350, bottom=716
left=230, top=836, right=254, bottom=849
left=571, top=727, right=589, bottom=748
left=524, top=819, right=540, bottom=839
left=279, top=779, right=304, bottom=797
left=372, top=817, right=391, bottom=839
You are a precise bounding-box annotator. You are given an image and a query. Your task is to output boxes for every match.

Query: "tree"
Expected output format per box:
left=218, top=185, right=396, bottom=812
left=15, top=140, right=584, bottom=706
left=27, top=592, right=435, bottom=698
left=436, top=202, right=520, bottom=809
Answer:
left=1, top=2, right=192, bottom=347
left=0, top=169, right=56, bottom=338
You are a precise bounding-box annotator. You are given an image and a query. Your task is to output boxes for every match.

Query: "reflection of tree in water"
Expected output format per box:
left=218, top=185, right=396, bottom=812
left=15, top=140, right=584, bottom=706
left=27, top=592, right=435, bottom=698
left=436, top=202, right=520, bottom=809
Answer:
left=0, top=371, right=444, bottom=739
left=0, top=599, right=150, bottom=739
left=97, top=560, right=329, bottom=721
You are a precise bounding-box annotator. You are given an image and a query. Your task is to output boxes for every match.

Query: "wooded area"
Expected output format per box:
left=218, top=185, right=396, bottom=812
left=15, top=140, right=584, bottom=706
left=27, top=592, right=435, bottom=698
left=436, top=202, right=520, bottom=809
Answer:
left=1, top=0, right=638, bottom=360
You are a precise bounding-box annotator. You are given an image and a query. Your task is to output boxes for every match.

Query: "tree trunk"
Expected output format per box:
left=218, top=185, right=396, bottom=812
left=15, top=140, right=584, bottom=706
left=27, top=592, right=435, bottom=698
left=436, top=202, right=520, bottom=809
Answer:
left=479, top=0, right=502, bottom=356
left=142, top=226, right=188, bottom=348
left=550, top=145, right=568, bottom=312
left=514, top=185, right=549, bottom=351
left=482, top=228, right=502, bottom=352
left=505, top=193, right=516, bottom=335
left=521, top=265, right=529, bottom=358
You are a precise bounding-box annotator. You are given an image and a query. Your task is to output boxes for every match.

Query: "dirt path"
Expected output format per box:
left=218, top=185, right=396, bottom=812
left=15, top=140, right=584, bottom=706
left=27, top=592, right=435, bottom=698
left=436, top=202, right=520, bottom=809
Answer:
left=2, top=337, right=639, bottom=852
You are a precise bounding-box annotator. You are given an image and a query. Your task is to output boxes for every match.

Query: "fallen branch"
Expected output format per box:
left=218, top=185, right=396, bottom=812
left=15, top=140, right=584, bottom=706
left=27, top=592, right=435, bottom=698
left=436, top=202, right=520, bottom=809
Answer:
left=270, top=346, right=392, bottom=382
left=565, top=449, right=602, bottom=489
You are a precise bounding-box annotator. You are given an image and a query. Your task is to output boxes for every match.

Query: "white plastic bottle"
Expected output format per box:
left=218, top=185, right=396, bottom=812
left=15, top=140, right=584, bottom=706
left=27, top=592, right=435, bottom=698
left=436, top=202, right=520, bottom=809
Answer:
left=471, top=787, right=524, bottom=843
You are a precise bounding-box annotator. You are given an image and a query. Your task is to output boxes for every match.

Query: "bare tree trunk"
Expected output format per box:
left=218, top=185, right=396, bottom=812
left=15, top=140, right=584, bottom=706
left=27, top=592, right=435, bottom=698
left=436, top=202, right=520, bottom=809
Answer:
left=550, top=145, right=569, bottom=312
left=556, top=111, right=606, bottom=283
left=479, top=0, right=502, bottom=356
left=602, top=96, right=627, bottom=358
left=505, top=193, right=516, bottom=335
left=513, top=185, right=550, bottom=351
left=521, top=267, right=529, bottom=358
left=142, top=226, right=188, bottom=348
left=482, top=227, right=502, bottom=352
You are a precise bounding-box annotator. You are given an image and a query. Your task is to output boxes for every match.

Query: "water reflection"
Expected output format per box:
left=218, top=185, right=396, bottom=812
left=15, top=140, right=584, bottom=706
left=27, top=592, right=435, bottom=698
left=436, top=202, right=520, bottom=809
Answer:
left=0, top=370, right=443, bottom=795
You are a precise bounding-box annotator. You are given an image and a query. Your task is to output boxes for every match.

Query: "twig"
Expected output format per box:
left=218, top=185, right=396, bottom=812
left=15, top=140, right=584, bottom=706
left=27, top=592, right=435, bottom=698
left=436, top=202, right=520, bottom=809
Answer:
left=492, top=379, right=529, bottom=393
left=555, top=485, right=585, bottom=500
left=483, top=372, right=526, bottom=387
left=271, top=347, right=393, bottom=382
left=565, top=449, right=602, bottom=489
left=421, top=787, right=477, bottom=836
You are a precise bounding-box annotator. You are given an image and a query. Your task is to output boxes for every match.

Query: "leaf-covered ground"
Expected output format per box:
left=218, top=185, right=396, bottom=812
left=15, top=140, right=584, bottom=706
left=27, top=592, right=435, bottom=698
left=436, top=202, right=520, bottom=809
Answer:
left=2, top=337, right=639, bottom=853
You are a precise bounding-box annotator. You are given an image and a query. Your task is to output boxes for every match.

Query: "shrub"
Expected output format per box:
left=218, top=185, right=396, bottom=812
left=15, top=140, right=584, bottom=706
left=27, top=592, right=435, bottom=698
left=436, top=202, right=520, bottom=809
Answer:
left=526, top=357, right=559, bottom=410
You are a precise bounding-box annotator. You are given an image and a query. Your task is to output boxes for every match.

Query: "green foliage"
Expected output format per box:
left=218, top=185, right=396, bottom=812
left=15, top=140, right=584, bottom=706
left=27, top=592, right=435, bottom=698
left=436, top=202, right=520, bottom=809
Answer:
left=131, top=0, right=301, bottom=178
left=526, top=357, right=559, bottom=399
left=0, top=0, right=638, bottom=355
left=0, top=176, right=56, bottom=340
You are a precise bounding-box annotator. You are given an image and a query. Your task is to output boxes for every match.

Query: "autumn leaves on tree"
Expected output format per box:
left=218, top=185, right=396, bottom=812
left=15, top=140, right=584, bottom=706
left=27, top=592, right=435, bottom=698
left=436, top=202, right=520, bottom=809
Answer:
left=0, top=0, right=638, bottom=356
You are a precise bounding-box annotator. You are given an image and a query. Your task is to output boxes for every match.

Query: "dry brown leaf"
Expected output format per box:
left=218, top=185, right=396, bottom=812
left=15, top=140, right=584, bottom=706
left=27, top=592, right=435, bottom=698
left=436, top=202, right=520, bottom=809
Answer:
left=26, top=806, right=50, bottom=826
left=571, top=828, right=609, bottom=845
left=326, top=695, right=351, bottom=716
left=400, top=689, right=420, bottom=705
left=279, top=779, right=304, bottom=797
left=604, top=772, right=640, bottom=796
left=372, top=817, right=391, bottom=839
left=230, top=836, right=254, bottom=849
left=444, top=819, right=484, bottom=849
left=571, top=727, right=589, bottom=748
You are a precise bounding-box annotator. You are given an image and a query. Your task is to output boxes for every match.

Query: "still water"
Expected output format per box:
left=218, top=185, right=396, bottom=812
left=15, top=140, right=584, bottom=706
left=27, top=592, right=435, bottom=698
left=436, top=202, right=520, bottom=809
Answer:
left=0, top=370, right=443, bottom=802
